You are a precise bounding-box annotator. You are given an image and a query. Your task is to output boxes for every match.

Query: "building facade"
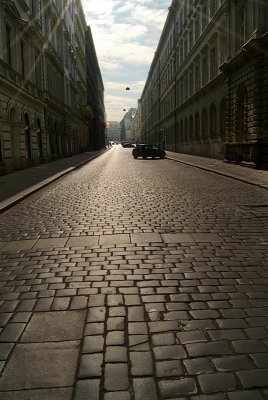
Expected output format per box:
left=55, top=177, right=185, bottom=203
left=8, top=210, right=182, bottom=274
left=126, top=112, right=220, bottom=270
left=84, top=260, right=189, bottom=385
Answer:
left=132, top=99, right=142, bottom=143
left=0, top=0, right=105, bottom=175
left=141, top=0, right=268, bottom=169
left=85, top=26, right=105, bottom=151
left=120, top=107, right=137, bottom=143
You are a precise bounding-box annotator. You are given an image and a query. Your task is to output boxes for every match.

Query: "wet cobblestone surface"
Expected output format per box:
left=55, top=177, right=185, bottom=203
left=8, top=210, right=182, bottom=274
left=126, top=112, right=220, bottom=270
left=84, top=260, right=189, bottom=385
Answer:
left=0, top=146, right=268, bottom=399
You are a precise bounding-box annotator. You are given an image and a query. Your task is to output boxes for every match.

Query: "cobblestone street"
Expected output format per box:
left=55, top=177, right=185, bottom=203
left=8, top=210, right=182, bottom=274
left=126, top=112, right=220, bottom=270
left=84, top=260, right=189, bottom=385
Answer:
left=0, top=146, right=268, bottom=399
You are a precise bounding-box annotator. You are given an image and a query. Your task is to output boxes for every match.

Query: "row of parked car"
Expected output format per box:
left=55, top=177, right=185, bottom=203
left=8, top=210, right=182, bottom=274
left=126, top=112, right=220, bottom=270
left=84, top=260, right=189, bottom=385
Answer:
left=121, top=142, right=166, bottom=160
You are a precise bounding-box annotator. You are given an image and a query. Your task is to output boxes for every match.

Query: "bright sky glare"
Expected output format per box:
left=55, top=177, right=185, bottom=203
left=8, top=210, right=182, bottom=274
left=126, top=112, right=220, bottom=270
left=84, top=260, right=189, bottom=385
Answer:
left=81, top=0, right=171, bottom=122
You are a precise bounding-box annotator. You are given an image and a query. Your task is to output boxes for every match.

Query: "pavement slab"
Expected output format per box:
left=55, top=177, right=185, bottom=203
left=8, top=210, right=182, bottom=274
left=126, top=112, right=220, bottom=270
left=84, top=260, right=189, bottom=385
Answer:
left=161, top=233, right=194, bottom=243
left=21, top=310, right=86, bottom=342
left=33, top=238, right=68, bottom=249
left=191, top=233, right=223, bottom=242
left=99, top=234, right=130, bottom=245
left=0, top=341, right=80, bottom=391
left=0, top=240, right=37, bottom=251
left=66, top=236, right=99, bottom=247
left=0, top=388, right=73, bottom=400
left=131, top=233, right=162, bottom=243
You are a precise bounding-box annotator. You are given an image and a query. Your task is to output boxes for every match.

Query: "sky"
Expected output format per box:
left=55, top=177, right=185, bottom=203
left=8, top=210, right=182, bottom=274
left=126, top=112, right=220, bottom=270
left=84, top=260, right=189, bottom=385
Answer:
left=80, top=0, right=171, bottom=122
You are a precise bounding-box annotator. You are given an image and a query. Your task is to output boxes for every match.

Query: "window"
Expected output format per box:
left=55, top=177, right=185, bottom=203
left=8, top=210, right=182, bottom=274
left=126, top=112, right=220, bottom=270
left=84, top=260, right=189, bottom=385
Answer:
left=180, top=44, right=183, bottom=64
left=189, top=0, right=193, bottom=13
left=210, top=104, right=217, bottom=137
left=252, top=1, right=257, bottom=31
left=202, top=5, right=208, bottom=31
left=237, top=7, right=246, bottom=49
left=219, top=97, right=226, bottom=139
left=37, top=119, right=43, bottom=158
left=189, top=24, right=193, bottom=49
left=179, top=119, right=183, bottom=142
left=176, top=84, right=180, bottom=105
left=195, top=16, right=200, bottom=41
left=189, top=69, right=193, bottom=95
left=201, top=108, right=208, bottom=140
left=202, top=55, right=208, bottom=86
left=24, top=114, right=31, bottom=160
left=210, top=0, right=217, bottom=18
left=210, top=46, right=217, bottom=79
left=236, top=85, right=247, bottom=142
left=20, top=40, right=25, bottom=76
left=184, top=3, right=187, bottom=23
left=195, top=112, right=200, bottom=141
left=31, top=0, right=36, bottom=15
left=184, top=37, right=188, bottom=58
left=195, top=63, right=200, bottom=91
left=0, top=137, right=2, bottom=163
left=6, top=25, right=12, bottom=65
left=44, top=13, right=49, bottom=37
left=184, top=117, right=188, bottom=143
left=189, top=115, right=194, bottom=141
left=219, top=27, right=226, bottom=63
left=184, top=73, right=188, bottom=99
left=179, top=12, right=183, bottom=32
left=35, top=51, right=42, bottom=88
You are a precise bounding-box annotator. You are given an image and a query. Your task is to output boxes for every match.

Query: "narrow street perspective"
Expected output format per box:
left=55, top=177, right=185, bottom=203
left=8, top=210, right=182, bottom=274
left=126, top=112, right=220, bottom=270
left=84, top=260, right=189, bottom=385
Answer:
left=1, top=0, right=268, bottom=398
left=0, top=146, right=268, bottom=400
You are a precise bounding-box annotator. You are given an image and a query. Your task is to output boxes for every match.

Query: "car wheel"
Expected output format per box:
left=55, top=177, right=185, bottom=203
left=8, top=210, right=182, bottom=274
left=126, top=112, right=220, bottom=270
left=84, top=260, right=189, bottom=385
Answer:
left=133, top=156, right=137, bottom=159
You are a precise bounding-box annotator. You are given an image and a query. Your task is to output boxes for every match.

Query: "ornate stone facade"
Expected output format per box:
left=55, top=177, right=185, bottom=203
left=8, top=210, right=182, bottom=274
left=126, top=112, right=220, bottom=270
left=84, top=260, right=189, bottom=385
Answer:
left=0, top=0, right=104, bottom=175
left=141, top=0, right=268, bottom=169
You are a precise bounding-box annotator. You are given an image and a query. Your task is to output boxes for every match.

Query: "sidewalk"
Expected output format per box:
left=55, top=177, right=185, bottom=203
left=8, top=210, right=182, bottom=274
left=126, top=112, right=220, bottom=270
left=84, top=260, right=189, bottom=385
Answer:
left=166, top=151, right=268, bottom=190
left=0, top=149, right=267, bottom=214
left=0, top=149, right=108, bottom=213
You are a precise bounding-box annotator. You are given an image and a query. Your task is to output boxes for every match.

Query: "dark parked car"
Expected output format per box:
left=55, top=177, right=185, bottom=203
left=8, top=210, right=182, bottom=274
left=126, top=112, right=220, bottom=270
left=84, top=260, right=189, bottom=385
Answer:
left=122, top=142, right=135, bottom=148
left=132, top=144, right=166, bottom=159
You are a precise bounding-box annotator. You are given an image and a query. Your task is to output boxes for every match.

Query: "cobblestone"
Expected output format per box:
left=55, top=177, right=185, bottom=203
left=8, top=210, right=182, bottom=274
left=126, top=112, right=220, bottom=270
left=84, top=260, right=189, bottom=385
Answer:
left=130, top=351, right=154, bottom=376
left=212, top=355, right=254, bottom=371
left=104, top=363, right=129, bottom=391
left=78, top=353, right=103, bottom=378
left=159, top=378, right=197, bottom=397
left=228, top=391, right=265, bottom=400
left=198, top=372, right=237, bottom=394
left=186, top=341, right=233, bottom=357
left=0, top=147, right=268, bottom=398
left=237, top=369, right=268, bottom=388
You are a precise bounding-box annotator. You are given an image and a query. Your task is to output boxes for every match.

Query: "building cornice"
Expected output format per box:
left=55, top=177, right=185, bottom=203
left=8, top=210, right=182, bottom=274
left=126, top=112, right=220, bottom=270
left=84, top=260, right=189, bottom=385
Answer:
left=220, top=33, right=268, bottom=73
left=0, top=74, right=46, bottom=111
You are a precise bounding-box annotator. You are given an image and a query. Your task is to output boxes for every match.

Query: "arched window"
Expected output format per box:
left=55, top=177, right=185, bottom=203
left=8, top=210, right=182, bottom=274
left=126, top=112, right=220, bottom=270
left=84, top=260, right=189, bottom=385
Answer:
left=184, top=117, right=188, bottom=143
left=236, top=84, right=247, bottom=142
left=36, top=118, right=43, bottom=158
left=210, top=103, right=217, bottom=138
left=24, top=113, right=31, bottom=159
left=219, top=97, right=226, bottom=139
left=55, top=121, right=59, bottom=154
left=194, top=112, right=200, bottom=141
left=201, top=108, right=208, bottom=141
left=10, top=107, right=20, bottom=164
left=179, top=119, right=183, bottom=142
left=189, top=114, right=194, bottom=141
